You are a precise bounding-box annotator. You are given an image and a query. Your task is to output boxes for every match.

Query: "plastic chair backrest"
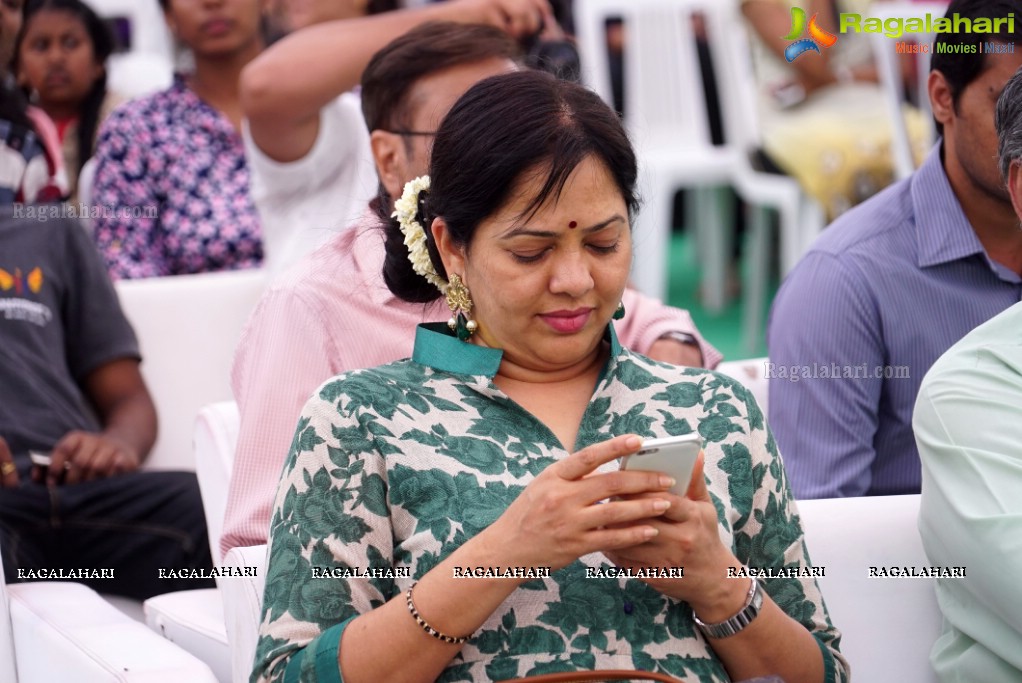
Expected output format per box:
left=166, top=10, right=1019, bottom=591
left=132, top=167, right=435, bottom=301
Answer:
left=83, top=0, right=173, bottom=60
left=576, top=0, right=714, bottom=148
left=706, top=1, right=767, bottom=152
left=868, top=1, right=949, bottom=179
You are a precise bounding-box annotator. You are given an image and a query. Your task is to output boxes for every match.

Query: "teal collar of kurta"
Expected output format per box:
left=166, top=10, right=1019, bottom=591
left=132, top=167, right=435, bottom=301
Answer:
left=411, top=322, right=623, bottom=378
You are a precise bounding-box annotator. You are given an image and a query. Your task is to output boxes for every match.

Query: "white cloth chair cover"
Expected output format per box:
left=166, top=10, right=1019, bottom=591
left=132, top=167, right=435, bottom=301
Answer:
left=222, top=545, right=267, bottom=683
left=798, top=494, right=941, bottom=682
left=8, top=581, right=218, bottom=682
left=114, top=269, right=266, bottom=471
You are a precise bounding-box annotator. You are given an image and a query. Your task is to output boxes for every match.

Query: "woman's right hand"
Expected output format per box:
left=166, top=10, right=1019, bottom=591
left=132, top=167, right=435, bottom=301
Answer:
left=479, top=434, right=676, bottom=573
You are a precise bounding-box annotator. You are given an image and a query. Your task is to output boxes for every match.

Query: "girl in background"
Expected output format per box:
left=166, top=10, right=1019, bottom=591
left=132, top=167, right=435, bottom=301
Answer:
left=2, top=0, right=67, bottom=204
left=16, top=0, right=116, bottom=202
left=89, top=0, right=264, bottom=279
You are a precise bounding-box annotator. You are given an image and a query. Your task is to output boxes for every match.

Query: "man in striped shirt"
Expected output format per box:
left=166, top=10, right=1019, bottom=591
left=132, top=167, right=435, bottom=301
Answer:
left=767, top=0, right=1022, bottom=499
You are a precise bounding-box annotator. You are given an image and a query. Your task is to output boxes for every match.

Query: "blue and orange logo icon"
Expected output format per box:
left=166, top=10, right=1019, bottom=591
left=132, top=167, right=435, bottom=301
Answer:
left=783, top=7, right=838, bottom=62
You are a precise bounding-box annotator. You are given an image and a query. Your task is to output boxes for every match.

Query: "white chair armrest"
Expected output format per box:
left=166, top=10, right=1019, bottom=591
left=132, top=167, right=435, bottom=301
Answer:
left=144, top=588, right=230, bottom=682
left=222, top=545, right=267, bottom=683
left=0, top=559, right=16, bottom=682
left=9, top=582, right=218, bottom=682
left=194, top=401, right=241, bottom=567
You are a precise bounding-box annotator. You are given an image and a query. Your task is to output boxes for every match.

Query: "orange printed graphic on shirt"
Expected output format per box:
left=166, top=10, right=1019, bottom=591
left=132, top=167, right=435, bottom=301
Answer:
left=0, top=267, right=44, bottom=294
left=27, top=267, right=43, bottom=293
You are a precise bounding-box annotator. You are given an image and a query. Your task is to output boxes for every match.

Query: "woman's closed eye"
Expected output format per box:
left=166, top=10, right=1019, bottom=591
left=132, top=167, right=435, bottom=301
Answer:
left=510, top=241, right=620, bottom=264
left=587, top=241, right=620, bottom=255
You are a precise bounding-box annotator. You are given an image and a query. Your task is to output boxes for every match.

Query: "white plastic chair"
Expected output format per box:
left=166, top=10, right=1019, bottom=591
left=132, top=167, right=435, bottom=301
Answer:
left=868, top=1, right=949, bottom=180
left=106, top=52, right=174, bottom=100
left=221, top=499, right=940, bottom=683
left=0, top=552, right=18, bottom=682
left=116, top=269, right=266, bottom=681
left=83, top=0, right=173, bottom=60
left=575, top=0, right=823, bottom=327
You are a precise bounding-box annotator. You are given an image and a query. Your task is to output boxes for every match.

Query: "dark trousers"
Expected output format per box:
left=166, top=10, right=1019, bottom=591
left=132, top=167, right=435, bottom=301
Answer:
left=0, top=457, right=214, bottom=600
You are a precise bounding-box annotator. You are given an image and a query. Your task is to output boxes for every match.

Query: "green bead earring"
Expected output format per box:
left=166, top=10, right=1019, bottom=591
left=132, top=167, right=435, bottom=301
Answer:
left=612, top=302, right=626, bottom=320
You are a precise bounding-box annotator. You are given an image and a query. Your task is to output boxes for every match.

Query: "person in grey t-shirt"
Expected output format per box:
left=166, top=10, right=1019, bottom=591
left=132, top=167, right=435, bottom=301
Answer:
left=0, top=209, right=213, bottom=599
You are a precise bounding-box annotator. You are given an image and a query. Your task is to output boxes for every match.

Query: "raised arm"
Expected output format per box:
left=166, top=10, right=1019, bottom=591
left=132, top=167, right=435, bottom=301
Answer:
left=241, top=0, right=554, bottom=163
left=741, top=0, right=874, bottom=94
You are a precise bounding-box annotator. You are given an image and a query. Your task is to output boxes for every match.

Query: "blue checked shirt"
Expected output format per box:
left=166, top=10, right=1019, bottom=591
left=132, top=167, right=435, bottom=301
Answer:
left=767, top=144, right=1022, bottom=499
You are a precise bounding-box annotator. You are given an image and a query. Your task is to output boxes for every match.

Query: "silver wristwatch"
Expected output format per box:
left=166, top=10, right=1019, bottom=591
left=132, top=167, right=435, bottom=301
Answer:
left=693, top=578, right=763, bottom=639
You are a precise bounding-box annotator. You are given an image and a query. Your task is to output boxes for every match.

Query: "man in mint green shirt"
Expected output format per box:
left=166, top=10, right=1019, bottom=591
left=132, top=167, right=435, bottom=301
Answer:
left=913, top=64, right=1022, bottom=682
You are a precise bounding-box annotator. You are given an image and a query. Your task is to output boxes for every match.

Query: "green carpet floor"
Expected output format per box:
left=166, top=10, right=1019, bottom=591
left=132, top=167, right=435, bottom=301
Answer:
left=664, top=231, right=774, bottom=363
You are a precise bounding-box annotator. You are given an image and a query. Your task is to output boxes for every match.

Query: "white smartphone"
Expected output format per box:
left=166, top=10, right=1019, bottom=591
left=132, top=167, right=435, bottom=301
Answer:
left=620, top=434, right=702, bottom=496
left=29, top=451, right=52, bottom=468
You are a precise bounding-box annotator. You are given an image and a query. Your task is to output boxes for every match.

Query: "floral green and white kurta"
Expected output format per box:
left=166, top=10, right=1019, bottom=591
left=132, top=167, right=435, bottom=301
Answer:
left=252, top=324, right=849, bottom=683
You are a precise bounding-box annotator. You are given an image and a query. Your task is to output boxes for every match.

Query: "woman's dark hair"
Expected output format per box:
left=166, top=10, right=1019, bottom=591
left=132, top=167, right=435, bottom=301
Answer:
left=18, top=0, right=113, bottom=177
left=0, top=0, right=29, bottom=128
left=382, top=69, right=639, bottom=303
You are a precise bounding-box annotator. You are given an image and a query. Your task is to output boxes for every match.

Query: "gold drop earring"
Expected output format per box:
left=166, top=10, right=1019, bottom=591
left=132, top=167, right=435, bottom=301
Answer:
left=445, top=273, right=478, bottom=340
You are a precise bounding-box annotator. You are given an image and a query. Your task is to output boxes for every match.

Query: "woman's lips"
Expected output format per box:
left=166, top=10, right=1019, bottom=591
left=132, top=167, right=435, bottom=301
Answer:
left=202, top=18, right=233, bottom=37
left=539, top=308, right=593, bottom=333
left=44, top=71, right=69, bottom=88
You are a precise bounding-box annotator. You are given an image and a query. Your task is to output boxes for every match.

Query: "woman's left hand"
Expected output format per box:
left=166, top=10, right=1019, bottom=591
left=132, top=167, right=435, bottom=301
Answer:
left=602, top=452, right=746, bottom=615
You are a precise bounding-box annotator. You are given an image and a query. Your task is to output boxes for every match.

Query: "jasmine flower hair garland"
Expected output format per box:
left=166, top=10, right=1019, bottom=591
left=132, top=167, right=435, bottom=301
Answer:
left=392, top=175, right=448, bottom=293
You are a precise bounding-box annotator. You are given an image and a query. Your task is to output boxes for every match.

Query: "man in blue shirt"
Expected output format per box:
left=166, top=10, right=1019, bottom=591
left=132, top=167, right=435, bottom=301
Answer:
left=767, top=0, right=1022, bottom=499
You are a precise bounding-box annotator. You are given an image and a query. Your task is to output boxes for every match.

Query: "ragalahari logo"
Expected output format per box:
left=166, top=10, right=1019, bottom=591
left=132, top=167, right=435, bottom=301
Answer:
left=783, top=7, right=838, bottom=62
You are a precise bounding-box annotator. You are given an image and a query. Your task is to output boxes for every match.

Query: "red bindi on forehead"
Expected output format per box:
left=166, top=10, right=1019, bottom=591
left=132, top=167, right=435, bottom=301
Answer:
left=568, top=221, right=577, bottom=229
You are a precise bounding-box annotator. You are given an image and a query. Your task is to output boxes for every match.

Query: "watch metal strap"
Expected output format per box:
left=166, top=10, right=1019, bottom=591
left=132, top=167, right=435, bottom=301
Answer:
left=661, top=331, right=699, bottom=346
left=692, top=577, right=763, bottom=639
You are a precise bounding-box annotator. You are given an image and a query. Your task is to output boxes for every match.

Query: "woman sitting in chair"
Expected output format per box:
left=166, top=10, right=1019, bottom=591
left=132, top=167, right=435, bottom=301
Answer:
left=252, top=70, right=848, bottom=683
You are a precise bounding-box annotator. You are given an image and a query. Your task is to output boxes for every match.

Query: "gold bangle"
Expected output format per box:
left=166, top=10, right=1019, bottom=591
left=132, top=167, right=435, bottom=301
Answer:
left=405, top=582, right=471, bottom=645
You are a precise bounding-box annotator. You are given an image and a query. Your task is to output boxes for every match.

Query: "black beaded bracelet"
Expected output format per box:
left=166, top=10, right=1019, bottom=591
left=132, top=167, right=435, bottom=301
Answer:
left=405, top=582, right=472, bottom=645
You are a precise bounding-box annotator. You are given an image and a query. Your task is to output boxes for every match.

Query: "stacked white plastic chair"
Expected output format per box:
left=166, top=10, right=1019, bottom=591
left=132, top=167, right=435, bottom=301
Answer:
left=868, top=1, right=950, bottom=180
left=575, top=0, right=824, bottom=350
left=83, top=0, right=174, bottom=98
